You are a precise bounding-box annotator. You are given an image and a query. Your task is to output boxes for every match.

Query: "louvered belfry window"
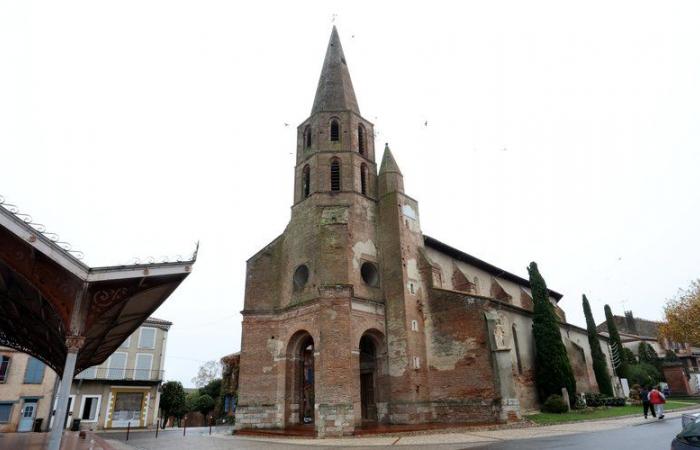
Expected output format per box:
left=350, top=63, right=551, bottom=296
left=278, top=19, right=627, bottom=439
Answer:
left=360, top=163, right=368, bottom=195
left=304, top=126, right=312, bottom=148
left=302, top=165, right=311, bottom=198
left=330, top=159, right=341, bottom=191
left=358, top=125, right=365, bottom=155
left=330, top=120, right=340, bottom=141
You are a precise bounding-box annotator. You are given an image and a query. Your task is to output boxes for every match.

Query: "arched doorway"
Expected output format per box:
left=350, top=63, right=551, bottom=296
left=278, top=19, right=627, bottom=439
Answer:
left=299, top=335, right=315, bottom=424
left=286, top=331, right=315, bottom=427
left=359, top=334, right=378, bottom=422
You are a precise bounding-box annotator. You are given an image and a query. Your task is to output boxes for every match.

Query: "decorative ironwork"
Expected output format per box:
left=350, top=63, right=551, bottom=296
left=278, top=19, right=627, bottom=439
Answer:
left=127, top=241, right=199, bottom=265
left=0, top=195, right=85, bottom=260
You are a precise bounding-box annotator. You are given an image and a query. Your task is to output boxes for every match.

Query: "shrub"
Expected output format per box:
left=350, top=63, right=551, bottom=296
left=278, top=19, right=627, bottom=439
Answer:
left=583, top=393, right=626, bottom=407
left=542, top=394, right=569, bottom=413
left=626, top=362, right=662, bottom=387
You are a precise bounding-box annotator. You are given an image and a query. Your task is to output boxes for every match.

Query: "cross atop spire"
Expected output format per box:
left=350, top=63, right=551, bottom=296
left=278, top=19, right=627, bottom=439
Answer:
left=311, top=26, right=360, bottom=115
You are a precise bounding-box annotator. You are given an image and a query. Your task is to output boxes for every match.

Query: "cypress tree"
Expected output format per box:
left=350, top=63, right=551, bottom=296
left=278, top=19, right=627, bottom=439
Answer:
left=582, top=295, right=614, bottom=395
left=604, top=304, right=627, bottom=378
left=528, top=262, right=576, bottom=403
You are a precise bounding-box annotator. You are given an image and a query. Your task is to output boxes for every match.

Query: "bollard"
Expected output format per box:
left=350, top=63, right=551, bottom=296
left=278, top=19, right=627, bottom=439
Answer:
left=183, top=418, right=186, bottom=437
left=126, top=421, right=130, bottom=441
left=209, top=419, right=212, bottom=435
left=155, top=418, right=159, bottom=439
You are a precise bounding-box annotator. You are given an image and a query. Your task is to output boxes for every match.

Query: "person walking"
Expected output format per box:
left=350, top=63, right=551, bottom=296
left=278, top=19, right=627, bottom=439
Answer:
left=648, top=385, right=666, bottom=419
left=640, top=386, right=656, bottom=419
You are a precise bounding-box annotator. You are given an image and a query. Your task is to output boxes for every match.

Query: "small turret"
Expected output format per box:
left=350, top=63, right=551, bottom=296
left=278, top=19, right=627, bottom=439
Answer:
left=378, top=143, right=404, bottom=196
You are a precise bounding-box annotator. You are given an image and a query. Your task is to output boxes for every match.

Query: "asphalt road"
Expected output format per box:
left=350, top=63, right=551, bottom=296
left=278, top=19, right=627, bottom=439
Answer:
left=100, top=417, right=686, bottom=450
left=469, top=415, right=682, bottom=450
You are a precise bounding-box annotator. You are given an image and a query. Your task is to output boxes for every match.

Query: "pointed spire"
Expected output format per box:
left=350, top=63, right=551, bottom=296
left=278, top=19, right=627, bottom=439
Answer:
left=379, top=143, right=402, bottom=175
left=311, top=26, right=360, bottom=115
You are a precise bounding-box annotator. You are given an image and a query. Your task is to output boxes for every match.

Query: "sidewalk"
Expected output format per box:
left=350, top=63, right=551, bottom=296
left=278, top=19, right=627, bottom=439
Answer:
left=221, top=407, right=700, bottom=447
left=0, top=431, right=115, bottom=450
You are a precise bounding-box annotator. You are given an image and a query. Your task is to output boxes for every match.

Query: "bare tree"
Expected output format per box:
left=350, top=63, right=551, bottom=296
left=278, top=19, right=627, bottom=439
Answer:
left=191, top=360, right=222, bottom=388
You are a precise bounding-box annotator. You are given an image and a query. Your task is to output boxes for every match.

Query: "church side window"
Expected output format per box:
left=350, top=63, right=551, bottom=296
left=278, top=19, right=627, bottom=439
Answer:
left=330, top=120, right=340, bottom=141
left=302, top=165, right=311, bottom=198
left=330, top=159, right=341, bottom=191
left=512, top=324, right=522, bottom=374
left=360, top=163, right=368, bottom=195
left=304, top=126, right=312, bottom=149
left=358, top=125, right=366, bottom=155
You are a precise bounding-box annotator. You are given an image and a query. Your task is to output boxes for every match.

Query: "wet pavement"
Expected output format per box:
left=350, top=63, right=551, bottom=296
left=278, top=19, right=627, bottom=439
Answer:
left=93, top=408, right=700, bottom=450
left=0, top=431, right=114, bottom=450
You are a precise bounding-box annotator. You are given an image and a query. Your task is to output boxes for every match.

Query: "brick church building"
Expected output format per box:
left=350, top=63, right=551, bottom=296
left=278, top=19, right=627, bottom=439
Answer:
left=235, top=27, right=614, bottom=437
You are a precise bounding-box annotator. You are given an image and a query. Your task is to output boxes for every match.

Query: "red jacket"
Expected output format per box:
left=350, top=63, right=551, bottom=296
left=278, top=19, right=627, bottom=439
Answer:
left=649, top=389, right=666, bottom=405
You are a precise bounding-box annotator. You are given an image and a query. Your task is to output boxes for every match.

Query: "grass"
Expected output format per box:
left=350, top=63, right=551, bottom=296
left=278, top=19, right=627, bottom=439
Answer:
left=527, top=399, right=700, bottom=424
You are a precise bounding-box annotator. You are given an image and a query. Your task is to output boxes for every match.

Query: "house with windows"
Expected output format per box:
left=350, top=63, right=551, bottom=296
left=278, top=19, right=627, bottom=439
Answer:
left=67, top=317, right=172, bottom=431
left=0, top=347, right=58, bottom=432
left=597, top=310, right=700, bottom=394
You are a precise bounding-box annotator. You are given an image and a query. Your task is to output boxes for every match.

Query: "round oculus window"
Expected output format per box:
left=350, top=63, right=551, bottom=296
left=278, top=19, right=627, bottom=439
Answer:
left=361, top=262, right=379, bottom=287
left=293, top=265, right=309, bottom=290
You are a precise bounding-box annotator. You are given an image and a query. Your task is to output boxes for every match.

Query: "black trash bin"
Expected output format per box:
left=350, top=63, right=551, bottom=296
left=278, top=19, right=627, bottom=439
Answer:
left=70, top=418, right=81, bottom=431
left=32, top=418, right=43, bottom=432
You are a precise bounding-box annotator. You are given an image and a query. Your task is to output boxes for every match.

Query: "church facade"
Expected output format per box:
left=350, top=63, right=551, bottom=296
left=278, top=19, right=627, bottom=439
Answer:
left=235, top=27, right=614, bottom=437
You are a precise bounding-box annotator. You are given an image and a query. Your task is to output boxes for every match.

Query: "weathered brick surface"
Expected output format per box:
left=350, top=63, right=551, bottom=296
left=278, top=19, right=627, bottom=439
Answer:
left=236, top=27, right=613, bottom=436
left=664, top=364, right=692, bottom=394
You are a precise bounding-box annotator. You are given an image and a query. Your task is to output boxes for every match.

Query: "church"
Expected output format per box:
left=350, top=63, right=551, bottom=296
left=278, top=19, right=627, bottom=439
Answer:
left=235, top=27, right=614, bottom=437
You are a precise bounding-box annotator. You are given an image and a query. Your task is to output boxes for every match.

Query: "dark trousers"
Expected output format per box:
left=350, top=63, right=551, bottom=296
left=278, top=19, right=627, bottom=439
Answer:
left=643, top=401, right=656, bottom=417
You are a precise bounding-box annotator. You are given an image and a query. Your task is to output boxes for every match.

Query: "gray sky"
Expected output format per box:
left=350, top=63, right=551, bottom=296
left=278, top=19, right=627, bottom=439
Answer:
left=2, top=1, right=699, bottom=387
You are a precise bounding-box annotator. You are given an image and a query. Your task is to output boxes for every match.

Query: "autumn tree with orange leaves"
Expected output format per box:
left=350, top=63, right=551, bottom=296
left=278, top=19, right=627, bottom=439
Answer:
left=659, top=279, right=700, bottom=347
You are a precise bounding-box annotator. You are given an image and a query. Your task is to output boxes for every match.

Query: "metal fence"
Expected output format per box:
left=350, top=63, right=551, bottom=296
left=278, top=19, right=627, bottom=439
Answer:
left=75, top=367, right=164, bottom=381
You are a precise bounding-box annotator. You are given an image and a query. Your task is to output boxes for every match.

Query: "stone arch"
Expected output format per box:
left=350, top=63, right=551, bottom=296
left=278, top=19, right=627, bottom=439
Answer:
left=285, top=330, right=315, bottom=427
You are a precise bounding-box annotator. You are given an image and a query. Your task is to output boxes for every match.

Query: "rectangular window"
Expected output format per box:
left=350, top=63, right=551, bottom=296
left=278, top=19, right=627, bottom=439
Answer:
left=23, top=357, right=45, bottom=384
left=413, top=356, right=421, bottom=369
left=138, top=328, right=156, bottom=349
left=0, top=403, right=12, bottom=422
left=76, top=366, right=97, bottom=379
left=81, top=396, right=101, bottom=421
left=107, top=353, right=127, bottom=379
left=134, top=354, right=153, bottom=381
left=0, top=356, right=9, bottom=383
left=120, top=336, right=131, bottom=349
left=112, top=392, right=143, bottom=425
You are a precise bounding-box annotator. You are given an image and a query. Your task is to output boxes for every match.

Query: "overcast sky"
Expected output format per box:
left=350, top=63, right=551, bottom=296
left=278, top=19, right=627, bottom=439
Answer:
left=2, top=1, right=699, bottom=387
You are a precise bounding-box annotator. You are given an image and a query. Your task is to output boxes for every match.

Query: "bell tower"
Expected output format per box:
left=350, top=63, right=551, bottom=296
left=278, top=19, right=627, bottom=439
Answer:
left=237, top=27, right=401, bottom=437
left=293, top=26, right=377, bottom=204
